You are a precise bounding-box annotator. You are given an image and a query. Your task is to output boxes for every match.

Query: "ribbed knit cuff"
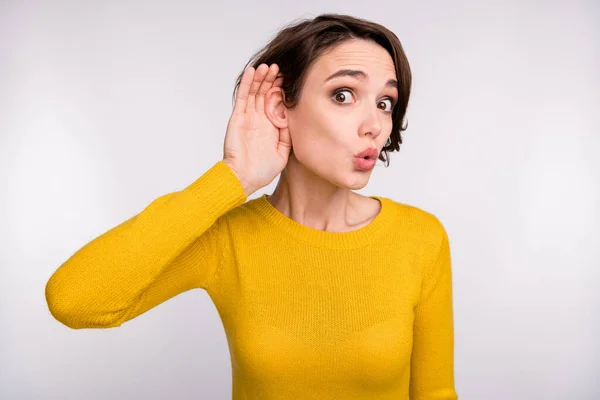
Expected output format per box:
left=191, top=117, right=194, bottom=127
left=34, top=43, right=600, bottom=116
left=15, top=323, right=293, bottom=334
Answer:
left=181, top=160, right=248, bottom=218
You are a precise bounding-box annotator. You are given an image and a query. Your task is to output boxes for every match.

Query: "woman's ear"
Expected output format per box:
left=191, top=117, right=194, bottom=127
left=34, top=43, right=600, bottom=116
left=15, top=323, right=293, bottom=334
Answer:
left=264, top=87, right=289, bottom=130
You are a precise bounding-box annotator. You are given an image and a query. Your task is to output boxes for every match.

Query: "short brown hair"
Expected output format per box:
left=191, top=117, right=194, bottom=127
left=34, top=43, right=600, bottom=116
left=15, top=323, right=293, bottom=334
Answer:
left=232, top=13, right=412, bottom=167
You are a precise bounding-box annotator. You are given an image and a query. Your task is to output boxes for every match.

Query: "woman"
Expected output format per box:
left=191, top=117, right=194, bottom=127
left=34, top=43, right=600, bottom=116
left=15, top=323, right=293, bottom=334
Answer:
left=45, top=13, right=458, bottom=399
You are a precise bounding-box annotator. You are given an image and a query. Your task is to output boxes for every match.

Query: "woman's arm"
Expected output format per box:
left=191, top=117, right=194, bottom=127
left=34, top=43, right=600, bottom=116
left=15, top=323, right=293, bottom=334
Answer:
left=409, top=223, right=458, bottom=399
left=45, top=160, right=247, bottom=329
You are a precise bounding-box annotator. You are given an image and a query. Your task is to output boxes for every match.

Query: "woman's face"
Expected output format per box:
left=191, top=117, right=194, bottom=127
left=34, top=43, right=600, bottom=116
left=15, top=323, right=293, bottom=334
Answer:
left=286, top=38, right=398, bottom=188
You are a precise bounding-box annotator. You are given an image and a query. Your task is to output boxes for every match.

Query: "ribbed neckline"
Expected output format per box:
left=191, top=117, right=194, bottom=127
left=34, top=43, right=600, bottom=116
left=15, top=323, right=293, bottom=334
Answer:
left=251, top=193, right=396, bottom=249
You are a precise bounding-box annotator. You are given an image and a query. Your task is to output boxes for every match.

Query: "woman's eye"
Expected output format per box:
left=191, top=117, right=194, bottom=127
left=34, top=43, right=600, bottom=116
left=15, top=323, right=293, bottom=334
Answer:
left=332, top=90, right=395, bottom=113
left=333, top=90, right=353, bottom=104
left=378, top=98, right=394, bottom=112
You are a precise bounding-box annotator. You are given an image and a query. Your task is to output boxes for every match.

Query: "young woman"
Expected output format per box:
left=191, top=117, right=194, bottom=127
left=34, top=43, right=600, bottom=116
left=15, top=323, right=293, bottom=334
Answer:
left=46, top=13, right=458, bottom=399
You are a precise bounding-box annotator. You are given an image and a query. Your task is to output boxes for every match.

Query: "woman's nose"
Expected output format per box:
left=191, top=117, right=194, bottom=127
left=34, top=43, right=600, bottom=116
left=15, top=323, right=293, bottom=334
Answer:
left=358, top=105, right=382, bottom=139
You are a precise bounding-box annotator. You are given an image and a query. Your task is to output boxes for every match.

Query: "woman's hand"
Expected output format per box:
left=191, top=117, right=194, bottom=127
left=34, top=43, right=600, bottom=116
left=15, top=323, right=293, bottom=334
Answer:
left=222, top=63, right=292, bottom=196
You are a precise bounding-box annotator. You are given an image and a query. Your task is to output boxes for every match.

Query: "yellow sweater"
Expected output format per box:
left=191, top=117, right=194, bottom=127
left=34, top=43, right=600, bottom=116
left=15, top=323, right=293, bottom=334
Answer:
left=45, top=160, right=458, bottom=399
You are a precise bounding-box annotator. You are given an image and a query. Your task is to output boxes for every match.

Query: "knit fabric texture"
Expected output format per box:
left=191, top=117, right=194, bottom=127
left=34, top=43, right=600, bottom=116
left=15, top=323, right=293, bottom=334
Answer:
left=45, top=160, right=458, bottom=399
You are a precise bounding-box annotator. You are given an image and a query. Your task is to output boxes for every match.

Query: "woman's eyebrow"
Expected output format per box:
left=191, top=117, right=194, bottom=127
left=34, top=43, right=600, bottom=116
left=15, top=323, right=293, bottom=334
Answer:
left=324, top=69, right=398, bottom=89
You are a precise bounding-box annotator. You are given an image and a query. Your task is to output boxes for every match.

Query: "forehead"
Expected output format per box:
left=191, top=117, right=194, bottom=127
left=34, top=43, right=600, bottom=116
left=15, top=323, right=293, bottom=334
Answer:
left=310, top=39, right=396, bottom=80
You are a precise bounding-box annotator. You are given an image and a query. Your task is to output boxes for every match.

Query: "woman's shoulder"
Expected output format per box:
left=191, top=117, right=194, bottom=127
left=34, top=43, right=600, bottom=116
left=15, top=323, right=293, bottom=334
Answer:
left=218, top=194, right=268, bottom=227
left=383, top=197, right=449, bottom=244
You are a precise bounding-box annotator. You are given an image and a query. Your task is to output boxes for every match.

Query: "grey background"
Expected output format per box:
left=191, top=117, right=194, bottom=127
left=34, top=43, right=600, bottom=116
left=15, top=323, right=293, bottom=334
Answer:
left=1, top=1, right=599, bottom=399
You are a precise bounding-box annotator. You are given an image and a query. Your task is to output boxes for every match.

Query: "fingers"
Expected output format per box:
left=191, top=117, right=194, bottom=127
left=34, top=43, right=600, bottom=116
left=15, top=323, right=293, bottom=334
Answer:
left=233, top=63, right=282, bottom=115
left=233, top=66, right=254, bottom=115
left=245, top=64, right=269, bottom=113
left=255, top=64, right=279, bottom=113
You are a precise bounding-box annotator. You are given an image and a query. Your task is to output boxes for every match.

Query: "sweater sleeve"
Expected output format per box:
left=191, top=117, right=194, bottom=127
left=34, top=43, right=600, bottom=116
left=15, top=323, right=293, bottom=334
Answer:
left=45, top=160, right=247, bottom=329
left=409, top=223, right=458, bottom=400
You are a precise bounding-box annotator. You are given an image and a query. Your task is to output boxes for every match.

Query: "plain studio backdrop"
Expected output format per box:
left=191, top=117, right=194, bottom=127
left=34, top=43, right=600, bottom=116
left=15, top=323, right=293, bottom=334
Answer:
left=1, top=1, right=598, bottom=399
